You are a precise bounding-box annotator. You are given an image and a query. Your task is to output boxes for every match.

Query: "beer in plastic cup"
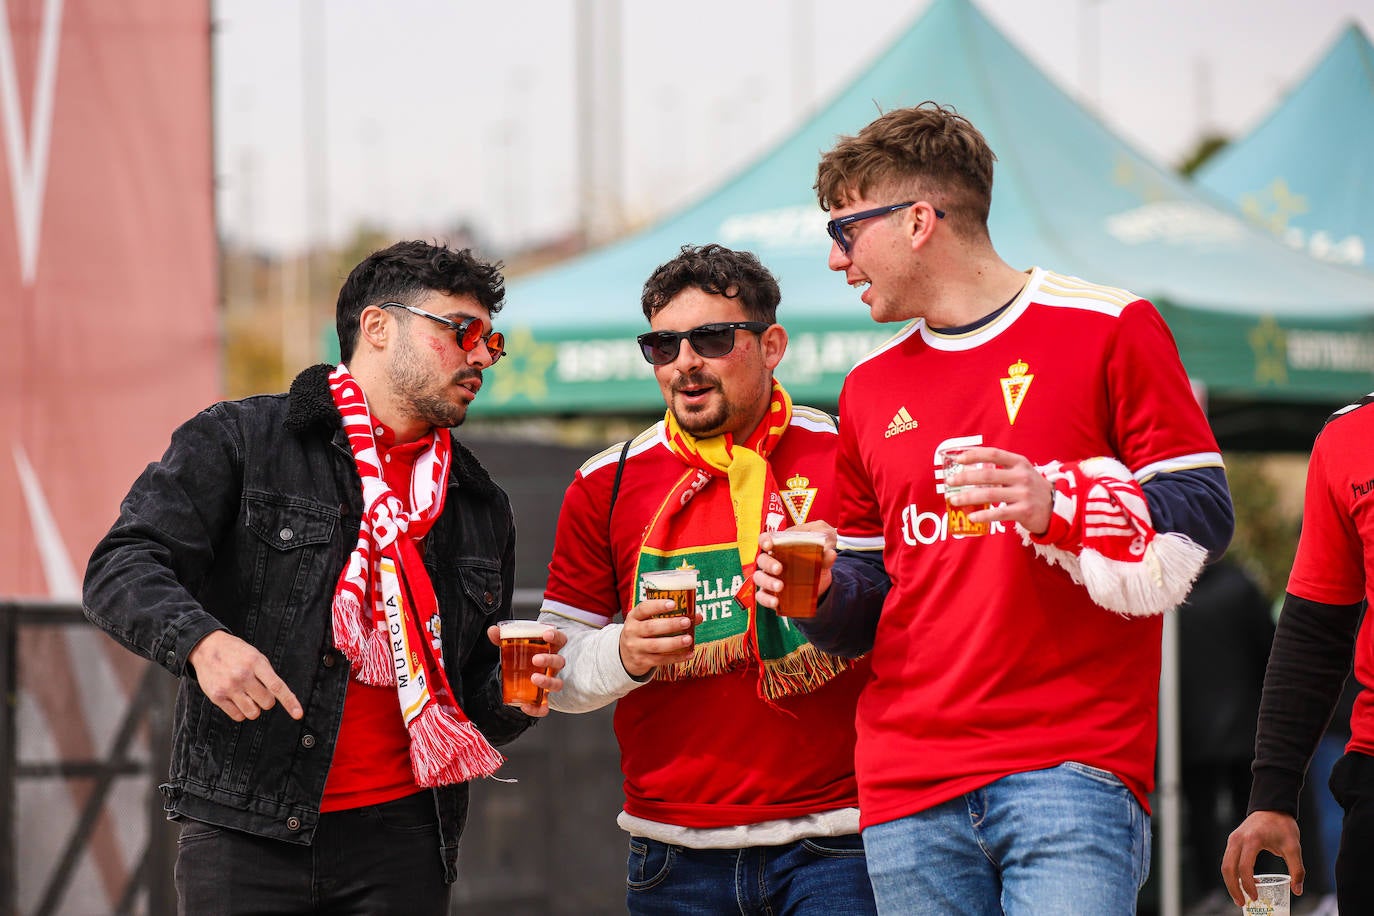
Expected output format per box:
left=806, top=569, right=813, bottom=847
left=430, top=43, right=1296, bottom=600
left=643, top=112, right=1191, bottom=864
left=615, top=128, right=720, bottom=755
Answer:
left=1242, top=874, right=1291, bottom=915
left=768, top=529, right=827, bottom=618
left=941, top=446, right=991, bottom=537
left=498, top=620, right=551, bottom=707
left=640, top=568, right=698, bottom=640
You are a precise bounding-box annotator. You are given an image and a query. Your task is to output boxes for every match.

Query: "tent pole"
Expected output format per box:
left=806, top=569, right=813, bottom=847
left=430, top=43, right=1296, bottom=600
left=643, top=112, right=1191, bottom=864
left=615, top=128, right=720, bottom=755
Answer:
left=1160, top=611, right=1182, bottom=916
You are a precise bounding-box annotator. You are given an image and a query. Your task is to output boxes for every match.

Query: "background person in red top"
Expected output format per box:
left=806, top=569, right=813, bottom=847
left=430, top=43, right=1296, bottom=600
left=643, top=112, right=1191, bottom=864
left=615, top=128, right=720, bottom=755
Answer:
left=753, top=103, right=1233, bottom=915
left=83, top=241, right=565, bottom=914
left=538, top=244, right=877, bottom=915
left=1223, top=393, right=1374, bottom=913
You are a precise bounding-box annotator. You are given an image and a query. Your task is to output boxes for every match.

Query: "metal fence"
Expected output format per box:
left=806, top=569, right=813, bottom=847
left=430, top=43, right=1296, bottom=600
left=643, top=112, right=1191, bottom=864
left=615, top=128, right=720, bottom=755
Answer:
left=0, top=597, right=627, bottom=916
left=0, top=601, right=177, bottom=916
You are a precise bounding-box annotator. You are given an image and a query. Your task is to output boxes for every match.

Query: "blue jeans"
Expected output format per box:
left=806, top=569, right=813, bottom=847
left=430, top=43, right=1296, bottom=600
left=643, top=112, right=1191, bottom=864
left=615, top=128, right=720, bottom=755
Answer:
left=1310, top=734, right=1346, bottom=892
left=861, top=763, right=1151, bottom=915
left=626, top=833, right=877, bottom=915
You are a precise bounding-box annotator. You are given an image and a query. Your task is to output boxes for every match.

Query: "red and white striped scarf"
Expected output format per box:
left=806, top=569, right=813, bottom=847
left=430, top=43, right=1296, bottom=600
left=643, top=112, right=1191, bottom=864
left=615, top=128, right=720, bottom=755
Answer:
left=328, top=364, right=502, bottom=785
left=1022, top=456, right=1208, bottom=616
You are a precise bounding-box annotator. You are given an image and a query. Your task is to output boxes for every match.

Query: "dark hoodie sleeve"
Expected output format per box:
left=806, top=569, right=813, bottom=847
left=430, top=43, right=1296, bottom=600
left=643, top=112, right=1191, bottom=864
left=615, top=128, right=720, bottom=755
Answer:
left=796, top=550, right=890, bottom=659
left=1248, top=593, right=1363, bottom=815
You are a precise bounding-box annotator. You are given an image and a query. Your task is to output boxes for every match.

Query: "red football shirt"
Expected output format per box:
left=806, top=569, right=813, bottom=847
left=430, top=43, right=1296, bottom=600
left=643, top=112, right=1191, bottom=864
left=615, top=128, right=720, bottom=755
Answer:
left=1285, top=397, right=1374, bottom=756
left=834, top=268, right=1224, bottom=828
left=542, top=409, right=869, bottom=828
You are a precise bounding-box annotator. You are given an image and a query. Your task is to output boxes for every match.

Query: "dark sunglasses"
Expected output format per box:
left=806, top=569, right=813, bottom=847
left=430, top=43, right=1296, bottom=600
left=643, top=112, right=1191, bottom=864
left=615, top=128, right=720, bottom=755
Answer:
left=636, top=321, right=772, bottom=366
left=826, top=202, right=945, bottom=254
left=380, top=301, right=506, bottom=365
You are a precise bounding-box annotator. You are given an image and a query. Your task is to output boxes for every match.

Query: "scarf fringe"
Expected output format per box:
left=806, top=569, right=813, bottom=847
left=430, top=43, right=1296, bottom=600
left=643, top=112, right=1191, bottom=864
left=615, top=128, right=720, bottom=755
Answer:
left=1022, top=529, right=1208, bottom=617
left=331, top=593, right=395, bottom=685
left=655, top=636, right=854, bottom=702
left=1081, top=532, right=1208, bottom=617
left=330, top=591, right=370, bottom=664
left=759, top=644, right=853, bottom=701
left=655, top=633, right=749, bottom=682
left=408, top=706, right=505, bottom=787
left=1022, top=536, right=1083, bottom=583
left=354, top=630, right=395, bottom=686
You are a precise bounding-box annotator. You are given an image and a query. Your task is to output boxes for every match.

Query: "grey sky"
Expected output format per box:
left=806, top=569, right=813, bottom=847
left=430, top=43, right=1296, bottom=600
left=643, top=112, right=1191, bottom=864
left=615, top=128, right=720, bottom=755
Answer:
left=211, top=0, right=1374, bottom=254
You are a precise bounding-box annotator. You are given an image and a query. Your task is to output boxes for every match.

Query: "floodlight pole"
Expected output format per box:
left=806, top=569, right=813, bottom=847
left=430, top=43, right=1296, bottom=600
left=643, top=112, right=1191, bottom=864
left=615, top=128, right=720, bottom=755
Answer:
left=1160, top=613, right=1182, bottom=916
left=576, top=0, right=595, bottom=243
left=791, top=1, right=814, bottom=119
left=299, top=0, right=328, bottom=372
left=1079, top=0, right=1101, bottom=110
left=574, top=0, right=624, bottom=244
left=604, top=0, right=624, bottom=237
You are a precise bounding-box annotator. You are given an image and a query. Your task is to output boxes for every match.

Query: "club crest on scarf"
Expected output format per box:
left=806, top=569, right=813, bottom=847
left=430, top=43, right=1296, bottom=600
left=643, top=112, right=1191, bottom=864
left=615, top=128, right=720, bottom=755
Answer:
left=328, top=364, right=502, bottom=785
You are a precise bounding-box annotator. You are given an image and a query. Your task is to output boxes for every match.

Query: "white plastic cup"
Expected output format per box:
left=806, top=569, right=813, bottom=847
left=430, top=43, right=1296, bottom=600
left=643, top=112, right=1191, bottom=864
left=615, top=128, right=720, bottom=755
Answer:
left=1241, top=874, right=1291, bottom=915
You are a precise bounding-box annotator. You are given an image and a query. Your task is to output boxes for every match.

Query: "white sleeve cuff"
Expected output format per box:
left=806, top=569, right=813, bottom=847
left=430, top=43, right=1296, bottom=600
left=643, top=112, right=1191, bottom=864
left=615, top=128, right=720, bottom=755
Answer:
left=538, top=609, right=647, bottom=713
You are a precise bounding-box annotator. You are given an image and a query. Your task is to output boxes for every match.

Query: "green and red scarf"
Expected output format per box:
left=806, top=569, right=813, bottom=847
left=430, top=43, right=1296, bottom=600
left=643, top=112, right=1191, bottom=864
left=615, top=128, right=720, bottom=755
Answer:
left=636, top=380, right=851, bottom=700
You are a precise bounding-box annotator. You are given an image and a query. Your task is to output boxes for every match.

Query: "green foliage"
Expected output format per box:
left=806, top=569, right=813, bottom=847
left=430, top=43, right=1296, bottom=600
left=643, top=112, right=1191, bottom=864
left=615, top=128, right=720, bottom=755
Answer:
left=333, top=225, right=394, bottom=288
left=1223, top=454, right=1301, bottom=603
left=224, top=309, right=290, bottom=398
left=1178, top=133, right=1230, bottom=177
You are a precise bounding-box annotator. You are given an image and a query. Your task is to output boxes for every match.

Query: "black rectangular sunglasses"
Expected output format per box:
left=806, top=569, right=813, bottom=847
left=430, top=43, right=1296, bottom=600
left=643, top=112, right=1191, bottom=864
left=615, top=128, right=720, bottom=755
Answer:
left=637, top=321, right=772, bottom=366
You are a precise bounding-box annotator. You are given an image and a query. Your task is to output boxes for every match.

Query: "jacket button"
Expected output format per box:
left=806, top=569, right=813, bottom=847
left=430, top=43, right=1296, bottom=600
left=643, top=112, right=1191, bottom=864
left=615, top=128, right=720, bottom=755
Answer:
left=483, top=591, right=494, bottom=605
left=301, top=734, right=316, bottom=749
left=286, top=816, right=301, bottom=831
left=165, top=650, right=176, bottom=665
left=279, top=527, right=294, bottom=541
left=322, top=653, right=336, bottom=668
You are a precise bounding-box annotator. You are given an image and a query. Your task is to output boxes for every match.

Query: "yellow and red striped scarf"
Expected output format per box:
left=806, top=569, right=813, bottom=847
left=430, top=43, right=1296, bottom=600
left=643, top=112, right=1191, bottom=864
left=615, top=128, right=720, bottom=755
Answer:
left=638, top=380, right=850, bottom=699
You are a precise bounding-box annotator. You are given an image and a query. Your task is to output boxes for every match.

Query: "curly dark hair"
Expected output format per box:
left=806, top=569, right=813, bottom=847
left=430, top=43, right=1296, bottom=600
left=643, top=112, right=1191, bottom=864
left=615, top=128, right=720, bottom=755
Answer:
left=641, top=244, right=781, bottom=323
left=335, top=240, right=506, bottom=362
left=815, top=101, right=997, bottom=238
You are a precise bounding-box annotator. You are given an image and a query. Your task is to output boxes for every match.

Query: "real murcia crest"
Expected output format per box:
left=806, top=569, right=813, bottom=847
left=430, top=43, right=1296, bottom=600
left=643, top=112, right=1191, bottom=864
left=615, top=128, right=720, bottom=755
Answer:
left=1000, top=359, right=1033, bottom=425
left=780, top=473, right=817, bottom=526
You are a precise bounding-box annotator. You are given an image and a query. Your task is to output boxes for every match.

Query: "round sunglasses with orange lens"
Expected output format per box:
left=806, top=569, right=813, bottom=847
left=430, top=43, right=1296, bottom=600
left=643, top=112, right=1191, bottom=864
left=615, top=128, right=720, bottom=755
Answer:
left=381, top=301, right=505, bottom=364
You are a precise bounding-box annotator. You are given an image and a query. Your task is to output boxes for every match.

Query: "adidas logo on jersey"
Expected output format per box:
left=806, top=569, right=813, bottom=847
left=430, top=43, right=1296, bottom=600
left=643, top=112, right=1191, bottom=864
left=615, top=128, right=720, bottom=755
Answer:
left=885, top=407, right=919, bottom=438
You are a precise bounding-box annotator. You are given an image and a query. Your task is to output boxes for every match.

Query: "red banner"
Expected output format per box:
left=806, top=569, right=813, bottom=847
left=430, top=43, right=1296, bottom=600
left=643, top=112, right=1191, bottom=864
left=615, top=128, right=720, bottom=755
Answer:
left=2, top=2, right=217, bottom=909
left=0, top=0, right=219, bottom=599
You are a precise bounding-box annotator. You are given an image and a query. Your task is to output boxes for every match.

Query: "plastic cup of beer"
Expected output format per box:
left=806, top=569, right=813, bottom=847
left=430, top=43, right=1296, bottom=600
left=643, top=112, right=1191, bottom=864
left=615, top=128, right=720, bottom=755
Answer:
left=1241, top=874, right=1291, bottom=915
left=768, top=529, right=828, bottom=618
left=941, top=446, right=991, bottom=537
left=497, top=620, right=551, bottom=708
left=641, top=568, right=697, bottom=640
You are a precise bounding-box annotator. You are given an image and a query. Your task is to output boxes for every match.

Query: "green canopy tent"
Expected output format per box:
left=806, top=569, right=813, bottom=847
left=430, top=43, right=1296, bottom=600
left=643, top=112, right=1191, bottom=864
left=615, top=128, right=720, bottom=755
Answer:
left=477, top=0, right=1374, bottom=451
left=1197, top=22, right=1373, bottom=274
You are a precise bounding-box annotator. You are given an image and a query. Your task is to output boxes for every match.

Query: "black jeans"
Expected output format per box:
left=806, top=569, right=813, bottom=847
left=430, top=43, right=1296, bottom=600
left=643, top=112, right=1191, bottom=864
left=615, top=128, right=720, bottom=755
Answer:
left=1329, top=750, right=1374, bottom=913
left=174, top=791, right=451, bottom=915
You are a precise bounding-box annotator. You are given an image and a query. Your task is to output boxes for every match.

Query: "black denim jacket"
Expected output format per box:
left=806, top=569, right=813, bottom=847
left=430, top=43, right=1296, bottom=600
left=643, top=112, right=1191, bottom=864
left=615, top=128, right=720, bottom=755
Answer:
left=82, top=364, right=532, bottom=883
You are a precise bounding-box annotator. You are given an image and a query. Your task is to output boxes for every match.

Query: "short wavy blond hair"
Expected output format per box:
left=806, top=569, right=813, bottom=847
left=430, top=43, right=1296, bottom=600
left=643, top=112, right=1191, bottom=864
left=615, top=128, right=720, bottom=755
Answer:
left=815, top=102, right=997, bottom=237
